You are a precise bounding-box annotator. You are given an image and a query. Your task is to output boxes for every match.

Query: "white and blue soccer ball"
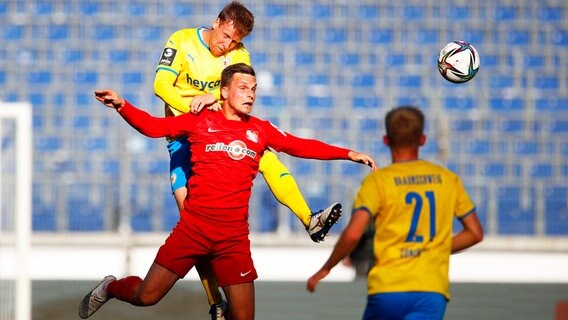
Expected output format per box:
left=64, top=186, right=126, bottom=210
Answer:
left=437, top=41, right=479, bottom=83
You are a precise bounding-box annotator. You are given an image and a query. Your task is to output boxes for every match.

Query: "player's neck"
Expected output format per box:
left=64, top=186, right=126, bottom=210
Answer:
left=221, top=107, right=246, bottom=122
left=201, top=28, right=212, bottom=49
left=390, top=148, right=419, bottom=163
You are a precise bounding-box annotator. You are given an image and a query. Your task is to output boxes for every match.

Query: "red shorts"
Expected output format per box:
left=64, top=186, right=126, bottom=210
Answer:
left=154, top=211, right=258, bottom=287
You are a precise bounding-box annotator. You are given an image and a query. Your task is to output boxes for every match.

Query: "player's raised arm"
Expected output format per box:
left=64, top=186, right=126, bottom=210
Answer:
left=264, top=125, right=376, bottom=170
left=154, top=66, right=189, bottom=114
left=94, top=89, right=188, bottom=139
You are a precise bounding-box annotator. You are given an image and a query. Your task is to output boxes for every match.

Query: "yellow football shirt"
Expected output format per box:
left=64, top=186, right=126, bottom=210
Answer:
left=155, top=27, right=251, bottom=116
left=353, top=159, right=475, bottom=299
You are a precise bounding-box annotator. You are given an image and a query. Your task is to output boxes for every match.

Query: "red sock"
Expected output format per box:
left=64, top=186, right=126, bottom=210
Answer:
left=107, top=276, right=142, bottom=304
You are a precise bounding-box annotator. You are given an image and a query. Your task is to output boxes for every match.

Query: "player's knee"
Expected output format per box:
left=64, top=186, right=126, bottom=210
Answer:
left=136, top=290, right=162, bottom=306
left=228, top=308, right=254, bottom=320
left=259, top=150, right=288, bottom=174
left=258, top=151, right=277, bottom=173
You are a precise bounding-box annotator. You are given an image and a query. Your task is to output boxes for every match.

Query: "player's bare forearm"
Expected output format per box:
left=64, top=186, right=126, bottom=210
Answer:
left=190, top=94, right=221, bottom=114
left=452, top=231, right=481, bottom=253
left=307, top=211, right=370, bottom=293
left=94, top=89, right=125, bottom=109
left=324, top=211, right=370, bottom=269
left=307, top=268, right=329, bottom=293
left=452, top=212, right=484, bottom=253
left=307, top=236, right=358, bottom=293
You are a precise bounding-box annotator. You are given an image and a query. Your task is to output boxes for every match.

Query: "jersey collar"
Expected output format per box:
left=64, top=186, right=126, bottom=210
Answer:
left=197, top=27, right=210, bottom=50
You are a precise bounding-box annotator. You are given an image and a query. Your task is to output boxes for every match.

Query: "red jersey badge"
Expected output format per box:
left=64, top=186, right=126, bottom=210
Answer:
left=246, top=130, right=258, bottom=143
left=222, top=58, right=231, bottom=68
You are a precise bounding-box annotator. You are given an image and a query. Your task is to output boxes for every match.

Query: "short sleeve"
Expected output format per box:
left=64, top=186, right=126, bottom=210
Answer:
left=156, top=30, right=184, bottom=72
left=353, top=173, right=381, bottom=217
left=454, top=175, right=476, bottom=218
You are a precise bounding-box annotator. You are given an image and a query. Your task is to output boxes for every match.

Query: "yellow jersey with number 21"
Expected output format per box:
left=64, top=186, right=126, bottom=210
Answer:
left=352, top=159, right=475, bottom=300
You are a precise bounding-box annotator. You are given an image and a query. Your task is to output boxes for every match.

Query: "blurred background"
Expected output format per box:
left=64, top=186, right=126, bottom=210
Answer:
left=0, top=0, right=567, bottom=319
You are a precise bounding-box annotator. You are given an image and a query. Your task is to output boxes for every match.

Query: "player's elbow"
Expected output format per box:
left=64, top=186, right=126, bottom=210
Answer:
left=472, top=227, right=484, bottom=244
left=463, top=212, right=484, bottom=244
left=343, top=228, right=365, bottom=245
left=153, top=72, right=173, bottom=99
left=463, top=226, right=484, bottom=249
left=469, top=219, right=484, bottom=245
left=464, top=224, right=484, bottom=247
left=153, top=78, right=165, bottom=98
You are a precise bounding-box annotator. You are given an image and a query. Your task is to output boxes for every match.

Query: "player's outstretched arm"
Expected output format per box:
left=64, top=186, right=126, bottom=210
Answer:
left=94, top=89, right=125, bottom=110
left=267, top=127, right=377, bottom=170
left=94, top=89, right=180, bottom=139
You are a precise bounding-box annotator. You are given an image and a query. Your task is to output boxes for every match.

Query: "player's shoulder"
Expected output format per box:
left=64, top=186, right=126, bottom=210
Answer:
left=188, top=109, right=218, bottom=128
left=172, top=27, right=197, bottom=34
left=246, top=116, right=279, bottom=132
left=228, top=43, right=251, bottom=61
left=420, top=159, right=447, bottom=170
left=365, top=165, right=393, bottom=182
left=418, top=159, right=464, bottom=183
left=430, top=160, right=459, bottom=177
left=177, top=108, right=206, bottom=121
left=247, top=115, right=268, bottom=126
left=236, top=42, right=250, bottom=53
left=375, top=159, right=444, bottom=175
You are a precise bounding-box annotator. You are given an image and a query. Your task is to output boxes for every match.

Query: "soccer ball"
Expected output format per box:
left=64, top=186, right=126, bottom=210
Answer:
left=437, top=41, right=479, bottom=83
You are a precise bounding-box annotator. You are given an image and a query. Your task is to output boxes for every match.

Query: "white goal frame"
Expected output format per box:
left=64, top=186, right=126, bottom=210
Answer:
left=0, top=102, right=32, bottom=320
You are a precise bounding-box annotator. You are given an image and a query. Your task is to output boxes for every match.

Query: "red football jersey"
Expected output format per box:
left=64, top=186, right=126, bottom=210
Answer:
left=118, top=101, right=350, bottom=223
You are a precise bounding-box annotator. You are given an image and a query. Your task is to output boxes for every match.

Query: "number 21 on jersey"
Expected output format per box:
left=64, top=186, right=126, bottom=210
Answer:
left=405, top=191, right=436, bottom=243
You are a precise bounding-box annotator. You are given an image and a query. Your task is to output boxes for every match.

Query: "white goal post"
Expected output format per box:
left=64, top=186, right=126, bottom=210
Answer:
left=0, top=102, right=32, bottom=320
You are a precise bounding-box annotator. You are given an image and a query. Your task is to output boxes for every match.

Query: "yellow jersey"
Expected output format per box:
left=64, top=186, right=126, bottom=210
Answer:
left=155, top=27, right=251, bottom=116
left=352, top=159, right=475, bottom=299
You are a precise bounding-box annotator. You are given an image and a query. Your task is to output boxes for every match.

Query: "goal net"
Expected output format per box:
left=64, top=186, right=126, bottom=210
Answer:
left=0, top=103, right=32, bottom=320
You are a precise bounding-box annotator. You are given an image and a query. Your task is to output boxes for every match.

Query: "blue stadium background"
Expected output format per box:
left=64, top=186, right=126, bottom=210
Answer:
left=1, top=0, right=567, bottom=239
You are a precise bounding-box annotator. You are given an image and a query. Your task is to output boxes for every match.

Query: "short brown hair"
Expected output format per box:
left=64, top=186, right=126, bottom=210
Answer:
left=218, top=1, right=255, bottom=38
left=385, top=106, right=425, bottom=148
left=221, top=63, right=256, bottom=88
